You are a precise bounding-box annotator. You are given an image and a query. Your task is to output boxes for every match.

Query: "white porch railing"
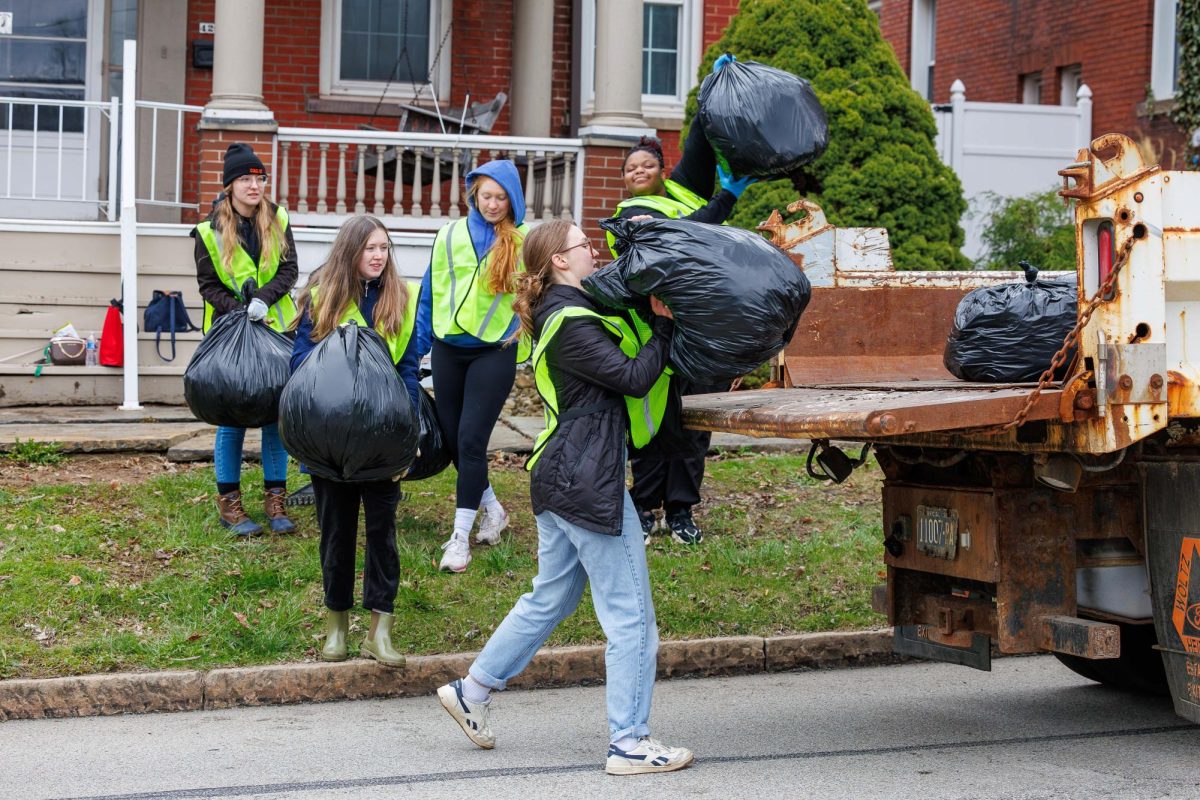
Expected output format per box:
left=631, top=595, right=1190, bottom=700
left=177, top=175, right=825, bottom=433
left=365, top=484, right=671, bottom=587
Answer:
left=133, top=99, right=204, bottom=209
left=274, top=127, right=585, bottom=230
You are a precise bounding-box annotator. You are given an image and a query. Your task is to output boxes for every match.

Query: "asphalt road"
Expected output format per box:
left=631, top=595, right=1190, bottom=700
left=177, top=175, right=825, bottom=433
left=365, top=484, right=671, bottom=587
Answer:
left=4, top=656, right=1196, bottom=800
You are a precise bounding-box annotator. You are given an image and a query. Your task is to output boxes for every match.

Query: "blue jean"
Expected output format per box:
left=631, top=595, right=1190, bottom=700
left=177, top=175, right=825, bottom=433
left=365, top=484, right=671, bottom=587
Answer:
left=469, top=492, right=659, bottom=743
left=214, top=424, right=289, bottom=485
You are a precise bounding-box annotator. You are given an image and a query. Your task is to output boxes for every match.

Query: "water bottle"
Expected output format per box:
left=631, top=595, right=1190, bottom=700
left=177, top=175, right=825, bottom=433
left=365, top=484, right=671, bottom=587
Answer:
left=85, top=332, right=98, bottom=367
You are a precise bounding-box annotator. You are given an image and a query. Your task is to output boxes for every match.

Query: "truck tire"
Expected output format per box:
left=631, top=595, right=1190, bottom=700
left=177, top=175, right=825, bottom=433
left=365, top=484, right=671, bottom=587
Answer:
left=1053, top=621, right=1169, bottom=695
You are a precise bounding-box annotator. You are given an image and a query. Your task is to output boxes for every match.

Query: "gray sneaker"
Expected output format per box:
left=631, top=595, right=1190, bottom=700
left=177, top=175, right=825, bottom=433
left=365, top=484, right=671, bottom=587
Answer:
left=437, top=679, right=495, bottom=749
left=606, top=736, right=694, bottom=775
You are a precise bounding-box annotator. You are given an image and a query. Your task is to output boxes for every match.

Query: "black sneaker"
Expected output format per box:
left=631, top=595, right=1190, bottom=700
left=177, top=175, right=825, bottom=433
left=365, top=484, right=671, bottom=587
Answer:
left=666, top=509, right=703, bottom=545
left=635, top=507, right=656, bottom=544
left=284, top=483, right=315, bottom=507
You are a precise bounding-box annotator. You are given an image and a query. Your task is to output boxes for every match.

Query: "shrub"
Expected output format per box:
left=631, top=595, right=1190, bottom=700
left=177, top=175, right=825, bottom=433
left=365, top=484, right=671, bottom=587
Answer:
left=974, top=188, right=1076, bottom=271
left=687, top=0, right=970, bottom=270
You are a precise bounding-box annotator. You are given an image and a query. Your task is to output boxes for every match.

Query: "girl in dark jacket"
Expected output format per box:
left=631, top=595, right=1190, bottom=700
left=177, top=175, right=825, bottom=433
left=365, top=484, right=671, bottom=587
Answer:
left=435, top=220, right=694, bottom=776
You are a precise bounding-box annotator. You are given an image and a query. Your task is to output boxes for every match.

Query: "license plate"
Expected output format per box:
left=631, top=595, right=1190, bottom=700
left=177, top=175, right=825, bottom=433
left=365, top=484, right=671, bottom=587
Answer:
left=916, top=505, right=959, bottom=559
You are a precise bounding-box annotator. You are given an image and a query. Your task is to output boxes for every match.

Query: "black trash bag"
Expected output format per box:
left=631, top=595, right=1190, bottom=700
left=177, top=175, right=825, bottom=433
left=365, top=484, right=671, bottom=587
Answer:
left=183, top=308, right=293, bottom=428
left=278, top=322, right=418, bottom=482
left=587, top=218, right=811, bottom=385
left=943, top=263, right=1079, bottom=383
left=697, top=59, right=828, bottom=179
left=402, top=387, right=452, bottom=482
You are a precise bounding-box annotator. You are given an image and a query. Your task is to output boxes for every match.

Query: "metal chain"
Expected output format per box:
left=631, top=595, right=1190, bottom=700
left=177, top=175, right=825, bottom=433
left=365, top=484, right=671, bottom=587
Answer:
left=984, top=236, right=1136, bottom=435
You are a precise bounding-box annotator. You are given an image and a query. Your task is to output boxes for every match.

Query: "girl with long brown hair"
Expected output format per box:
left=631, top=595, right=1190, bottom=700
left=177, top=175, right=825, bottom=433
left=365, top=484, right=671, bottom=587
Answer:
left=436, top=221, right=694, bottom=776
left=416, top=159, right=528, bottom=573
left=290, top=214, right=427, bottom=668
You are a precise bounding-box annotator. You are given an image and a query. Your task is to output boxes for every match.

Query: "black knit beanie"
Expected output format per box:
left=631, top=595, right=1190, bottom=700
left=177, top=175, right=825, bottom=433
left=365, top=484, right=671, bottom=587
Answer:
left=222, top=143, right=266, bottom=186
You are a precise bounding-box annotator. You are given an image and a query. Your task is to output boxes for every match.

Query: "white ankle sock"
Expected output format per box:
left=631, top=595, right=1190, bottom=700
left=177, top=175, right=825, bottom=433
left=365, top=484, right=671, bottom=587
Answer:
left=453, top=508, right=477, bottom=540
left=612, top=735, right=640, bottom=752
left=462, top=675, right=491, bottom=704
left=480, top=485, right=504, bottom=515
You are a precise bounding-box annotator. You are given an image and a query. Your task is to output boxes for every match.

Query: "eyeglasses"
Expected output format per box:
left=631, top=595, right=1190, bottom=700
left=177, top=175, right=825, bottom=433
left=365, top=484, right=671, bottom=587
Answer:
left=556, top=240, right=593, bottom=256
left=235, top=175, right=270, bottom=187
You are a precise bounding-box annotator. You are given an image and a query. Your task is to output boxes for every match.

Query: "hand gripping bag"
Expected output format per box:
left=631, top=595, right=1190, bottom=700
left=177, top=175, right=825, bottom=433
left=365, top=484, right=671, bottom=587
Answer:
left=278, top=322, right=418, bottom=482
left=401, top=386, right=452, bottom=482
left=943, top=263, right=1079, bottom=383
left=183, top=308, right=293, bottom=428
left=697, top=59, right=828, bottom=179
left=587, top=218, right=811, bottom=385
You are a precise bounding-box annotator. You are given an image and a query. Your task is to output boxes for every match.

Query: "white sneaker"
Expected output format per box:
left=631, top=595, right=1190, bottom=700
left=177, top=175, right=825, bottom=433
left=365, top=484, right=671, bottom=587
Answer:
left=437, top=679, right=495, bottom=749
left=439, top=535, right=471, bottom=573
left=475, top=507, right=509, bottom=545
left=605, top=736, right=694, bottom=775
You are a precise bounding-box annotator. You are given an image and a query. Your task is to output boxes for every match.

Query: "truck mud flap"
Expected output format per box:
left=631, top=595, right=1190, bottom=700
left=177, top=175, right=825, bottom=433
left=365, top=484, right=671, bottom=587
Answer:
left=894, top=625, right=991, bottom=671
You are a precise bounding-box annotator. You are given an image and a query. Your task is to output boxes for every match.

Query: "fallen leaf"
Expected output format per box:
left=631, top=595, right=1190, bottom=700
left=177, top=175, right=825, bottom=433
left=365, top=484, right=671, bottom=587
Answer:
left=232, top=611, right=251, bottom=629
left=4, top=524, right=14, bottom=531
left=185, top=632, right=203, bottom=642
left=67, top=575, right=81, bottom=585
left=109, top=480, right=120, bottom=490
left=48, top=524, right=66, bottom=534
left=188, top=494, right=209, bottom=505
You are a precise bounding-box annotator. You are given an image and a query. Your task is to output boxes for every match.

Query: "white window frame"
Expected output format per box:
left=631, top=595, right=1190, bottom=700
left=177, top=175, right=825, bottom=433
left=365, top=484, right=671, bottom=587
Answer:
left=1021, top=72, right=1042, bottom=105
left=580, top=0, right=703, bottom=122
left=909, top=0, right=936, bottom=100
left=1059, top=64, right=1082, bottom=107
left=868, top=0, right=882, bottom=17
left=318, top=0, right=453, bottom=102
left=1150, top=0, right=1180, bottom=100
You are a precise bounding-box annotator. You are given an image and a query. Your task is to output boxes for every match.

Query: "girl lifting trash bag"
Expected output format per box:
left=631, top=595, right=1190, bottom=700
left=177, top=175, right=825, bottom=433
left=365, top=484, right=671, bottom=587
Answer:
left=280, top=215, right=427, bottom=667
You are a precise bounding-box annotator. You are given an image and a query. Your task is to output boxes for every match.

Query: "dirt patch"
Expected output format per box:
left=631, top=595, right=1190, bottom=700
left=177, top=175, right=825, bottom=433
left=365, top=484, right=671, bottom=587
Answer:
left=0, top=454, right=205, bottom=489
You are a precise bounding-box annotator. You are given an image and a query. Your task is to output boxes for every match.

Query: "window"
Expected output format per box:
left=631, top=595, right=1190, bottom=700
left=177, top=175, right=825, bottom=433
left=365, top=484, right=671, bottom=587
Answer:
left=319, top=0, right=451, bottom=100
left=868, top=0, right=882, bottom=18
left=581, top=0, right=701, bottom=120
left=1021, top=72, right=1042, bottom=104
left=1150, top=0, right=1181, bottom=100
left=910, top=0, right=936, bottom=101
left=1059, top=64, right=1082, bottom=106
left=0, top=0, right=88, bottom=131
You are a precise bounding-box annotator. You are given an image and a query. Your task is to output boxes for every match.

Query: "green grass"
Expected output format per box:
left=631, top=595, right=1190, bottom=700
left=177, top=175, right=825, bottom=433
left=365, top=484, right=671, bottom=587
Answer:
left=0, top=454, right=885, bottom=679
left=3, top=439, right=66, bottom=465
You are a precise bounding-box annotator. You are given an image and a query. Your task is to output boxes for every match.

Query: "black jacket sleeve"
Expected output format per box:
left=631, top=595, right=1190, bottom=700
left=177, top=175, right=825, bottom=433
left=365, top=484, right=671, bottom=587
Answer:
left=615, top=189, right=736, bottom=226
left=671, top=120, right=717, bottom=198
left=255, top=224, right=299, bottom=307
left=193, top=232, right=242, bottom=315
left=551, top=315, right=673, bottom=398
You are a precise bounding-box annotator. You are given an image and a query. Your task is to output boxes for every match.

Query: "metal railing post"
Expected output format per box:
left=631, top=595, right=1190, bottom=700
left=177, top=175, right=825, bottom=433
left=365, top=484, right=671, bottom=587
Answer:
left=119, top=39, right=142, bottom=411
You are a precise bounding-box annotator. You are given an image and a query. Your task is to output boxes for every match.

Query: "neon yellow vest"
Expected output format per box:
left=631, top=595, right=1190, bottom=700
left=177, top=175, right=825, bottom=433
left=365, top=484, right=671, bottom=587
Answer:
left=606, top=179, right=708, bottom=258
left=526, top=306, right=670, bottom=471
left=430, top=218, right=532, bottom=361
left=309, top=281, right=420, bottom=364
left=196, top=206, right=298, bottom=333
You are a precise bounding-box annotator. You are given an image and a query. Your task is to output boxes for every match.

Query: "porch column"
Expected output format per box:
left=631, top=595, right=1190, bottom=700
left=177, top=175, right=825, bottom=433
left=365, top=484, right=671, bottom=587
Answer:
left=511, top=0, right=555, bottom=137
left=587, top=0, right=647, bottom=129
left=202, top=0, right=274, bottom=126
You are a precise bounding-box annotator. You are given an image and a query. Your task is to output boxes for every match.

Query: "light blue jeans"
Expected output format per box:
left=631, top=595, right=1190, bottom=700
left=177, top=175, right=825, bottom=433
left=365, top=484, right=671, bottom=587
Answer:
left=469, top=491, right=659, bottom=743
left=214, top=423, right=289, bottom=485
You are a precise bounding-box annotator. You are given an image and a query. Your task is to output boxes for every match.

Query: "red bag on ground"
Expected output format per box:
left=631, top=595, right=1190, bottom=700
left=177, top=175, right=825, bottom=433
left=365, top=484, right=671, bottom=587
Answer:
left=99, top=299, right=124, bottom=367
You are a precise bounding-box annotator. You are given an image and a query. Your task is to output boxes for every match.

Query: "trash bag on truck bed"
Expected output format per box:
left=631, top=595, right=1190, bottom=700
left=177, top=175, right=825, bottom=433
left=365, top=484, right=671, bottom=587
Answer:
left=943, top=263, right=1078, bottom=383
left=184, top=308, right=292, bottom=428
left=278, top=322, right=418, bottom=482
left=401, top=386, right=452, bottom=482
left=697, top=59, right=828, bottom=179
left=587, top=218, right=811, bottom=385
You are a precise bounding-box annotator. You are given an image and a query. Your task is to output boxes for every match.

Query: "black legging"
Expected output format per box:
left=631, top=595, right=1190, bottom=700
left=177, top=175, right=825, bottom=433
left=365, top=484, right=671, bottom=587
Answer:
left=431, top=339, right=517, bottom=509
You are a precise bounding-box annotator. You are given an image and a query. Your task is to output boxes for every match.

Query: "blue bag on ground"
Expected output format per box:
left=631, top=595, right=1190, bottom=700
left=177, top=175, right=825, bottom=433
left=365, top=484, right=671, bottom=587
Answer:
left=183, top=308, right=292, bottom=428
left=278, top=322, right=418, bottom=482
left=402, top=386, right=452, bottom=482
left=943, top=264, right=1078, bottom=383
left=587, top=218, right=811, bottom=385
left=697, top=59, right=828, bottom=179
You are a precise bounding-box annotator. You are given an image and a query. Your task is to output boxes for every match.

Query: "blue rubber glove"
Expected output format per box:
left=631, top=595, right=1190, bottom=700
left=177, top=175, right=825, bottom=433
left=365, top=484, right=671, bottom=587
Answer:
left=713, top=53, right=736, bottom=73
left=717, top=164, right=756, bottom=198
left=247, top=298, right=268, bottom=322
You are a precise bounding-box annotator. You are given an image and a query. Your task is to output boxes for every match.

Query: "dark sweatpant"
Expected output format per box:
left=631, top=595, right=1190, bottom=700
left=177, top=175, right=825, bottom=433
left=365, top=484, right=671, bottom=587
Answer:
left=312, top=475, right=401, bottom=613
left=431, top=339, right=516, bottom=509
left=629, top=377, right=724, bottom=514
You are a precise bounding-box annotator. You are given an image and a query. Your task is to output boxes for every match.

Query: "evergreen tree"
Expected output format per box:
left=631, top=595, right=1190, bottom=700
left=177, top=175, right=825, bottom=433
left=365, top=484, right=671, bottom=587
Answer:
left=687, top=0, right=970, bottom=270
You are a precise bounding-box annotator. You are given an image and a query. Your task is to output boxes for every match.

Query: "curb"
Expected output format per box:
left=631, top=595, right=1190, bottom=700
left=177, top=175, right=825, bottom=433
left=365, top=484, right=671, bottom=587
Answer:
left=0, top=629, right=899, bottom=721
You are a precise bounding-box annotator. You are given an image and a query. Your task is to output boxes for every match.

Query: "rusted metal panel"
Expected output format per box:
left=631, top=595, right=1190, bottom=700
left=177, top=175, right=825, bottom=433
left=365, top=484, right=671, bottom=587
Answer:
left=1037, top=615, right=1121, bottom=659
left=882, top=485, right=1000, bottom=583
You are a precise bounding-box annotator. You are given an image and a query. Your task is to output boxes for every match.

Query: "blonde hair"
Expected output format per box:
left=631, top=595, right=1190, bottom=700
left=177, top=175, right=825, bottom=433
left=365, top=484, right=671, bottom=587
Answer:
left=468, top=178, right=525, bottom=295
left=511, top=219, right=574, bottom=340
left=214, top=188, right=289, bottom=283
left=293, top=215, right=410, bottom=342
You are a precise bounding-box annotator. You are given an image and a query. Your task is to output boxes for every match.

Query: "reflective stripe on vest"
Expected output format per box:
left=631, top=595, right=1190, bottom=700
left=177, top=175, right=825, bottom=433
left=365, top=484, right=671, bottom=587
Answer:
left=525, top=306, right=669, bottom=471
left=309, top=280, right=420, bottom=364
left=196, top=205, right=298, bottom=333
left=606, top=179, right=708, bottom=258
left=430, top=218, right=529, bottom=344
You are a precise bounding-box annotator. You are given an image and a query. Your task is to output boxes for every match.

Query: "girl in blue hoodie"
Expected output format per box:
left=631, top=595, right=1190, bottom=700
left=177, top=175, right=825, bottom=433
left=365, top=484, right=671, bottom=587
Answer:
left=418, top=160, right=527, bottom=573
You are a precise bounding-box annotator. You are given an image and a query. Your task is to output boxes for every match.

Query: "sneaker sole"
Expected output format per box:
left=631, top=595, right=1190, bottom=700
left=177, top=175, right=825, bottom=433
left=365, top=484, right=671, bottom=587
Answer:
left=605, top=752, right=695, bottom=775
left=440, top=562, right=470, bottom=573
left=437, top=685, right=495, bottom=749
left=670, top=532, right=703, bottom=545
left=283, top=495, right=316, bottom=508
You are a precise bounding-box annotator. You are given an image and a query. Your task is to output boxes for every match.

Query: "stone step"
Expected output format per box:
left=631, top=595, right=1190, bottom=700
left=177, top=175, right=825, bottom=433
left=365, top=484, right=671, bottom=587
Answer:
left=0, top=421, right=210, bottom=453
left=0, top=365, right=185, bottom=406
left=0, top=329, right=203, bottom=366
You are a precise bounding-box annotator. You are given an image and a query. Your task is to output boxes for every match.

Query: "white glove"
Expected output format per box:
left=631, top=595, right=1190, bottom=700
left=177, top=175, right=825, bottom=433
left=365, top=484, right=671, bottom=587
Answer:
left=247, top=298, right=268, bottom=321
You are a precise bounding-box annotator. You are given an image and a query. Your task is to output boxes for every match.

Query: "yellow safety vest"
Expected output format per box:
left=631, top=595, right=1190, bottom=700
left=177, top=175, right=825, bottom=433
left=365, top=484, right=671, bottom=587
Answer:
left=429, top=218, right=531, bottom=360
left=309, top=281, right=421, bottom=365
left=606, top=179, right=708, bottom=258
left=196, top=206, right=298, bottom=333
left=526, top=306, right=670, bottom=471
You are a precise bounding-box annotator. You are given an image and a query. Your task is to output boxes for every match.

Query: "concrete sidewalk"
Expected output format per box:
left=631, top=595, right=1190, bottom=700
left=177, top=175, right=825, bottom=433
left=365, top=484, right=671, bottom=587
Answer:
left=0, top=405, right=807, bottom=459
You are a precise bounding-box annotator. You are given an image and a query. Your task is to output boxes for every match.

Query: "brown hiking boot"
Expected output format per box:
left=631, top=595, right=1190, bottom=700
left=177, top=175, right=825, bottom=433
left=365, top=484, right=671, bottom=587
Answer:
left=217, top=491, right=263, bottom=537
left=264, top=487, right=297, bottom=534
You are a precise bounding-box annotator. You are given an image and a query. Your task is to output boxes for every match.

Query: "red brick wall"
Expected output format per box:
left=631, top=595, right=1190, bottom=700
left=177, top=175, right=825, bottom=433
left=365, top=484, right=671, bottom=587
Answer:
left=581, top=145, right=631, bottom=258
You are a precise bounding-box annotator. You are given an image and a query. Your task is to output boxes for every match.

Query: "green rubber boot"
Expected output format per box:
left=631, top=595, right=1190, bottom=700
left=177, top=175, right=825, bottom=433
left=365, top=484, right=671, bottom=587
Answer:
left=361, top=610, right=406, bottom=668
left=320, top=609, right=349, bottom=662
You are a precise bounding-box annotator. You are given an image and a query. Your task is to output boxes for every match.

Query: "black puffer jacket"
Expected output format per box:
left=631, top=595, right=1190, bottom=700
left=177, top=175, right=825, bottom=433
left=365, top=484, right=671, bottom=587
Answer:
left=529, top=284, right=673, bottom=535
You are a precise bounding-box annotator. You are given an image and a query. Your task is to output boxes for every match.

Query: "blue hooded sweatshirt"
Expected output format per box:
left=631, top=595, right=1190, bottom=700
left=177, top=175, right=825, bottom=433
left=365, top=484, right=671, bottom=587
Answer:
left=416, top=159, right=526, bottom=351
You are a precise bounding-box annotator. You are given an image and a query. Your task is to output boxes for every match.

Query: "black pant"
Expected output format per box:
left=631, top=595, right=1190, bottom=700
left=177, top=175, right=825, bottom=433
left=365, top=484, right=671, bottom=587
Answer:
left=312, top=475, right=401, bottom=613
left=431, top=339, right=516, bottom=509
left=629, top=376, right=724, bottom=514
